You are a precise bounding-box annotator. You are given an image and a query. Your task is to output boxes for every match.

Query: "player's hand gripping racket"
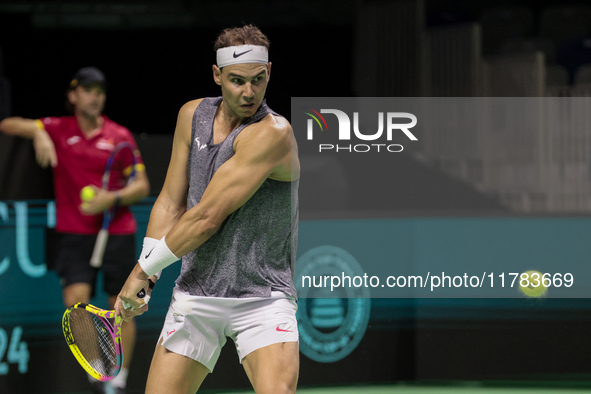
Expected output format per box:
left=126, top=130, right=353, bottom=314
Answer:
left=62, top=280, right=154, bottom=381
left=90, top=142, right=141, bottom=268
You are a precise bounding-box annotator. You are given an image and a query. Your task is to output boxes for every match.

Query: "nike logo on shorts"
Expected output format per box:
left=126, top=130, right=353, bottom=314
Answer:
left=167, top=329, right=176, bottom=336
left=276, top=325, right=293, bottom=333
left=233, top=49, right=253, bottom=58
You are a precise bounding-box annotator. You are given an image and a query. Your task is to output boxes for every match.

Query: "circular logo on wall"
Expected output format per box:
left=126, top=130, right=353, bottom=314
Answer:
left=295, top=245, right=371, bottom=363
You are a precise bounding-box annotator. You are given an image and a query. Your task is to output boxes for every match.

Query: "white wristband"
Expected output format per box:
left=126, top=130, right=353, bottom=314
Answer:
left=140, top=237, right=162, bottom=279
left=139, top=236, right=179, bottom=277
left=140, top=237, right=159, bottom=256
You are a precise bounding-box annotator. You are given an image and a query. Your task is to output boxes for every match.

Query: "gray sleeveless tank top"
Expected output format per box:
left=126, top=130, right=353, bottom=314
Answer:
left=175, top=97, right=299, bottom=299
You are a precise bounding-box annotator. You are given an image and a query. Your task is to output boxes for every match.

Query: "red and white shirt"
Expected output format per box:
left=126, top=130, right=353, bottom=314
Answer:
left=39, top=115, right=143, bottom=235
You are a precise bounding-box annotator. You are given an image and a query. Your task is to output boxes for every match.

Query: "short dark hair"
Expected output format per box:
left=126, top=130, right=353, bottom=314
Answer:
left=214, top=24, right=270, bottom=52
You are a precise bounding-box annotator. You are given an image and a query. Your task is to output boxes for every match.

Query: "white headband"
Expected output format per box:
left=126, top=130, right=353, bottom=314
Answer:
left=216, top=45, right=268, bottom=68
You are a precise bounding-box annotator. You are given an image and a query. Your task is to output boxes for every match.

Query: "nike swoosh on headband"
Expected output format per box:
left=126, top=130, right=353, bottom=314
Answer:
left=233, top=49, right=254, bottom=58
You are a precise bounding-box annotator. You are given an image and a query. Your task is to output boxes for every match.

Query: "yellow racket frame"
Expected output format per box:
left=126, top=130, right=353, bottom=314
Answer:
left=62, top=303, right=123, bottom=381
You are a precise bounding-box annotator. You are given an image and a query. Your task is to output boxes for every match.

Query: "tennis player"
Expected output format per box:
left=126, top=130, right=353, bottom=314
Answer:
left=115, top=25, right=300, bottom=393
left=0, top=67, right=149, bottom=394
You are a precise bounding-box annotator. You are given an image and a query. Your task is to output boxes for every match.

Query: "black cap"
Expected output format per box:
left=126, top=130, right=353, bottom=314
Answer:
left=69, top=67, right=106, bottom=90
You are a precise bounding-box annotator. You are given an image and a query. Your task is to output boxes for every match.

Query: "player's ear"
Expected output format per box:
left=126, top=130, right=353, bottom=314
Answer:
left=267, top=62, right=272, bottom=80
left=67, top=89, right=77, bottom=106
left=213, top=65, right=222, bottom=86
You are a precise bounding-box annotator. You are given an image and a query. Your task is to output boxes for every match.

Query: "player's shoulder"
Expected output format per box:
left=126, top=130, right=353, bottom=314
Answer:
left=256, top=113, right=292, bottom=140
left=238, top=114, right=292, bottom=153
left=256, top=114, right=292, bottom=149
left=178, top=99, right=204, bottom=119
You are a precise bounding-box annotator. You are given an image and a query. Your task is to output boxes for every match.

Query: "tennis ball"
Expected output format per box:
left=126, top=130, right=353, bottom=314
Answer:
left=80, top=186, right=96, bottom=202
left=519, top=270, right=549, bottom=298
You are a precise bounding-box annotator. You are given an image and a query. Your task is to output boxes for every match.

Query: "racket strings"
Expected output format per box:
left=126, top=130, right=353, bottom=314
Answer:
left=69, top=308, right=117, bottom=376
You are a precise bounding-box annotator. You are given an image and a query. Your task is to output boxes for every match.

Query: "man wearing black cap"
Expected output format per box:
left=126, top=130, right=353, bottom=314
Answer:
left=0, top=67, right=150, bottom=394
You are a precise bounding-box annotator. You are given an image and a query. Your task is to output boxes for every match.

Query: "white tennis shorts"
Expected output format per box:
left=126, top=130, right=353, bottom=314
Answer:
left=158, top=287, right=299, bottom=372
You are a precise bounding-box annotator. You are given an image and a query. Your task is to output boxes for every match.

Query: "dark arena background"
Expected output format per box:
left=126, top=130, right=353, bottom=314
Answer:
left=3, top=1, right=591, bottom=393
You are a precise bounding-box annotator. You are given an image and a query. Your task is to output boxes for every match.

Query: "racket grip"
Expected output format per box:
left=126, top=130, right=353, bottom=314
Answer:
left=90, top=229, right=109, bottom=268
left=122, top=295, right=150, bottom=310
left=122, top=279, right=155, bottom=310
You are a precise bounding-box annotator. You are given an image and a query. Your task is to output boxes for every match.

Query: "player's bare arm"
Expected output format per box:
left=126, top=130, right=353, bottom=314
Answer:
left=166, top=114, right=297, bottom=256
left=146, top=99, right=201, bottom=239
left=0, top=117, right=57, bottom=167
left=115, top=99, right=198, bottom=318
left=234, top=114, right=299, bottom=182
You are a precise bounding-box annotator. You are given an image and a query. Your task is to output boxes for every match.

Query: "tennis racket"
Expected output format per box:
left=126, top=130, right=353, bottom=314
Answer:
left=62, top=280, right=154, bottom=381
left=90, top=141, right=142, bottom=268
